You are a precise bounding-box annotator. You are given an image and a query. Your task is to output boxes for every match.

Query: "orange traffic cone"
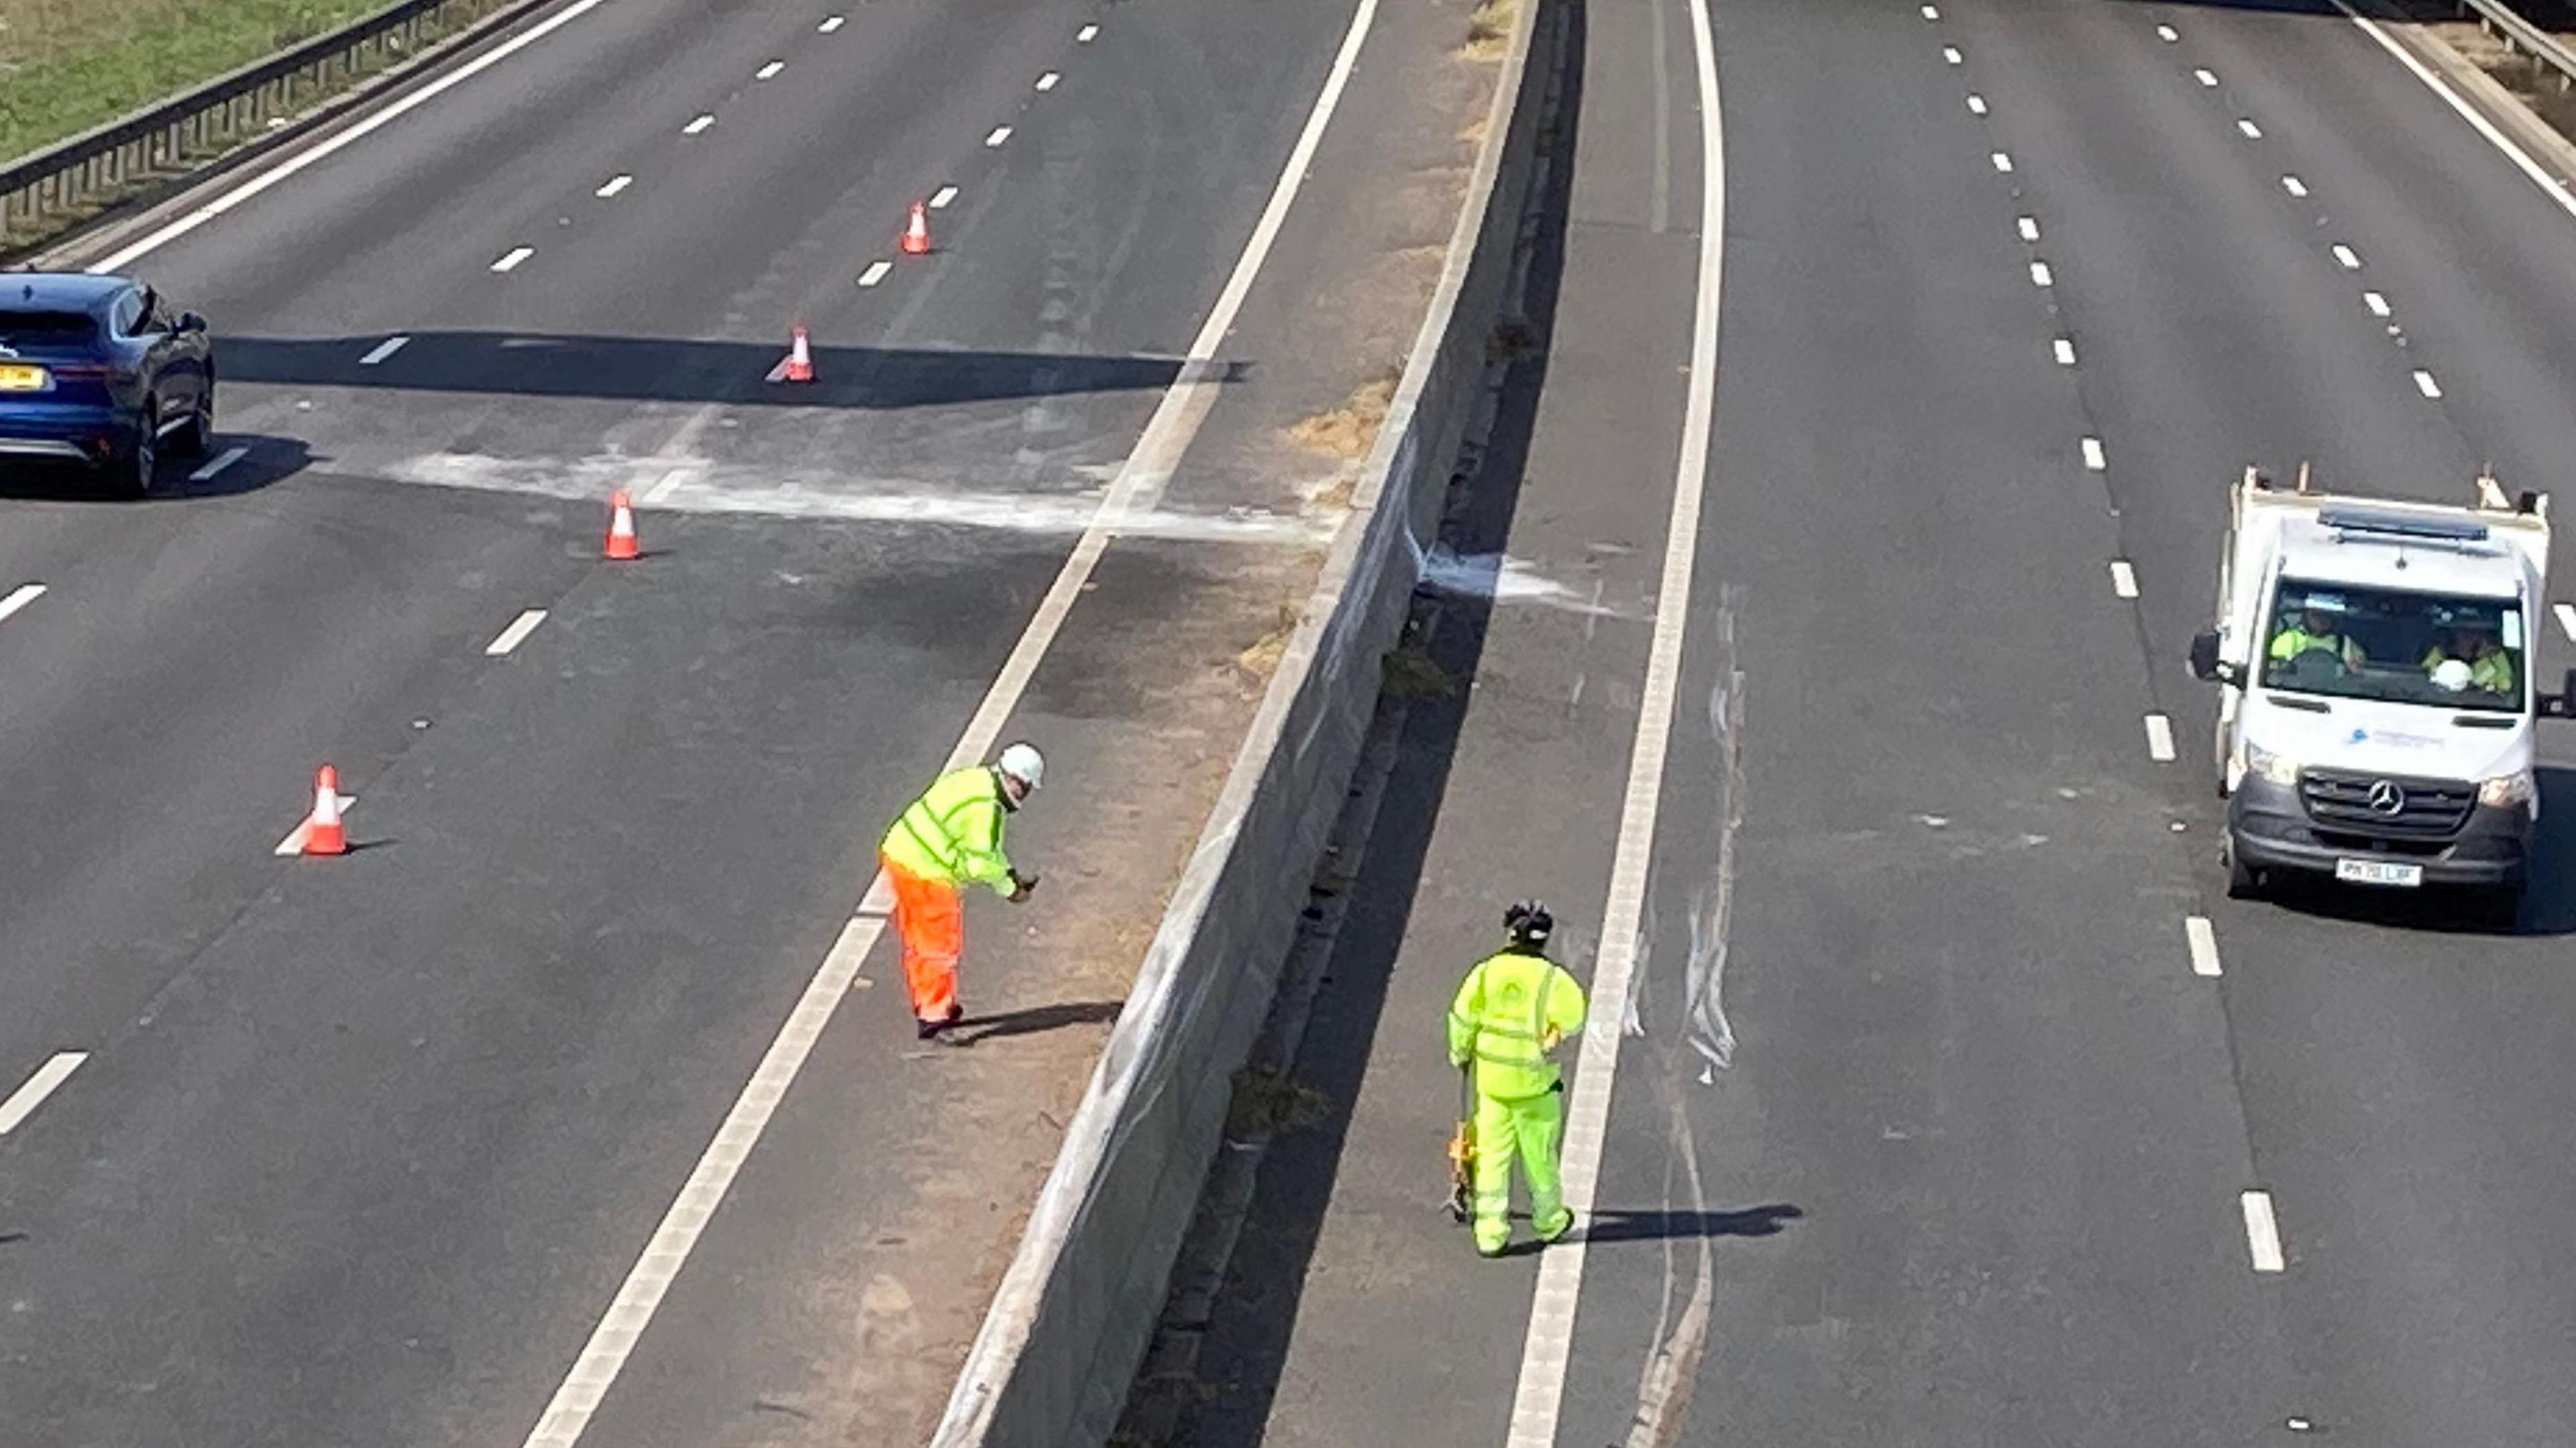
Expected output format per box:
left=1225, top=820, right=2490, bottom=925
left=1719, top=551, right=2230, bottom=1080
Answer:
left=900, top=202, right=931, bottom=256
left=605, top=489, right=640, bottom=560
left=784, top=323, right=815, bottom=384
left=305, top=765, right=347, bottom=856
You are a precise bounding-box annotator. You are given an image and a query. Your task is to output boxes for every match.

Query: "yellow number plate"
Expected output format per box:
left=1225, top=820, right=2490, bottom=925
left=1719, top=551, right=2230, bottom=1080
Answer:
left=0, top=364, right=49, bottom=391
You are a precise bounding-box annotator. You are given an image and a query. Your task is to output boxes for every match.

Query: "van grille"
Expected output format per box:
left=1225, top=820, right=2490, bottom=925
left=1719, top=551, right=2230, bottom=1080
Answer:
left=2298, top=769, right=2475, bottom=838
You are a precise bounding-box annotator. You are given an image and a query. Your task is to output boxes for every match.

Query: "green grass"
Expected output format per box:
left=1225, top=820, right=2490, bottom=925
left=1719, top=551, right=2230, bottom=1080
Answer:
left=0, top=0, right=398, bottom=162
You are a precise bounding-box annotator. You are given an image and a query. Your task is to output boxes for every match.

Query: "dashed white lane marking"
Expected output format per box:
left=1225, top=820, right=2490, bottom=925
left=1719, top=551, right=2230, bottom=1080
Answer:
left=2196, top=67, right=2219, bottom=86
left=2145, top=712, right=2176, bottom=761
left=492, top=247, right=534, bottom=272
left=929, top=184, right=959, bottom=209
left=2082, top=436, right=2107, bottom=470
left=2185, top=915, right=2222, bottom=977
left=2237, top=118, right=2263, bottom=138
left=857, top=260, right=892, bottom=287
left=682, top=114, right=715, bottom=135
left=1943, top=44, right=1964, bottom=63
left=755, top=60, right=785, bottom=80
left=273, top=793, right=358, bottom=855
left=2053, top=337, right=2077, bottom=366
left=2414, top=369, right=2443, bottom=398
left=1077, top=21, right=1099, bottom=40
left=359, top=335, right=410, bottom=366
left=2110, top=559, right=2138, bottom=597
left=1968, top=93, right=1988, bottom=115
left=89, top=0, right=606, bottom=272
left=2157, top=23, right=2180, bottom=40
left=763, top=357, right=791, bottom=384
left=984, top=125, right=1013, bottom=147
left=2339, top=2, right=2576, bottom=222
left=2282, top=174, right=2308, bottom=197
left=2030, top=260, right=2053, bottom=286
left=2332, top=243, right=2362, bottom=269
left=2555, top=601, right=2576, bottom=641
left=531, top=0, right=1385, bottom=1429
left=818, top=15, right=844, bottom=32
left=0, top=582, right=44, bottom=623
left=2364, top=290, right=2392, bottom=317
left=0, top=1052, right=88, bottom=1137
left=1921, top=4, right=1940, bottom=17
left=1991, top=150, right=2013, bottom=172
left=1505, top=0, right=1722, bottom=1433
left=190, top=445, right=248, bottom=482
left=1036, top=70, right=1061, bottom=91
left=2242, top=1190, right=2287, bottom=1272
left=596, top=174, right=633, bottom=198
left=2018, top=215, right=2040, bottom=240
left=485, top=610, right=548, bottom=657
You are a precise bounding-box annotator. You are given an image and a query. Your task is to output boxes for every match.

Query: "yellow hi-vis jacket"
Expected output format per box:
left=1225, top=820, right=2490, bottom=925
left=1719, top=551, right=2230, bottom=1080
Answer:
left=1447, top=948, right=1587, bottom=1101
left=881, top=766, right=1016, bottom=895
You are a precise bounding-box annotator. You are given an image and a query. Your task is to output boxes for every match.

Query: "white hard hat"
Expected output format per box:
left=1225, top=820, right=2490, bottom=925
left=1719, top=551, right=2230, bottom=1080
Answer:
left=998, top=741, right=1045, bottom=790
left=2430, top=659, right=2473, bottom=693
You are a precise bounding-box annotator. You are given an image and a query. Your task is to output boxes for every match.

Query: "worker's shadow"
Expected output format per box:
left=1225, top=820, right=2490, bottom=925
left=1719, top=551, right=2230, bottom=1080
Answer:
left=1509, top=1202, right=1804, bottom=1254
left=950, top=999, right=1122, bottom=1046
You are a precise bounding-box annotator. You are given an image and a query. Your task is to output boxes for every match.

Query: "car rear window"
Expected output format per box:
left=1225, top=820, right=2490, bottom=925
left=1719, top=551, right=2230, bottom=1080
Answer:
left=0, top=311, right=98, bottom=345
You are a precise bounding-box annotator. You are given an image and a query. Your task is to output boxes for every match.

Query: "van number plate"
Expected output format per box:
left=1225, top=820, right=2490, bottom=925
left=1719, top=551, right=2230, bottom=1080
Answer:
left=2336, top=858, right=2423, bottom=888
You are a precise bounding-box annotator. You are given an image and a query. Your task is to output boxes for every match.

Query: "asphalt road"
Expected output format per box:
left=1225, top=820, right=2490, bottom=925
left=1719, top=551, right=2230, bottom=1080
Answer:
left=0, top=0, right=1461, bottom=1441
left=1162, top=0, right=2576, bottom=1443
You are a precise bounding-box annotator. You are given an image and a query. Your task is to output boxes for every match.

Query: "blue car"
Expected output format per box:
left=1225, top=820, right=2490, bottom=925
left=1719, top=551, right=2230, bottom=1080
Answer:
left=0, top=272, right=214, bottom=496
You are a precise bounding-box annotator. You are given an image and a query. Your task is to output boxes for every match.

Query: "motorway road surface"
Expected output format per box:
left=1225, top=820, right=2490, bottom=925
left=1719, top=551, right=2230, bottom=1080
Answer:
left=0, top=0, right=1501, bottom=1442
left=1159, top=0, right=2576, bottom=1443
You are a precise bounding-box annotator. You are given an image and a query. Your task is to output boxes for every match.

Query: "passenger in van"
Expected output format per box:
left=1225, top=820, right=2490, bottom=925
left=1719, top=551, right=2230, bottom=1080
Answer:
left=2268, top=607, right=2365, bottom=670
left=2422, top=624, right=2514, bottom=694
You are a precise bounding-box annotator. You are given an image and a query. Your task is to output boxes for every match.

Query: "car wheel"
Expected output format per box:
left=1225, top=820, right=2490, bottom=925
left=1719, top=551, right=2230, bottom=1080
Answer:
left=121, top=406, right=158, bottom=498
left=173, top=387, right=213, bottom=459
left=2223, top=838, right=2263, bottom=900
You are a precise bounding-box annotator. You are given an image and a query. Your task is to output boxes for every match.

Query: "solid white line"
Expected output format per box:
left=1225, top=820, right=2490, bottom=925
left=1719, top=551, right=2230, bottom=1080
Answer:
left=2338, top=1, right=2576, bottom=221
left=2555, top=601, right=2576, bottom=641
left=2184, top=915, right=2222, bottom=977
left=2242, top=1190, right=2286, bottom=1272
left=89, top=0, right=607, bottom=272
left=857, top=260, right=892, bottom=288
left=682, top=114, right=715, bottom=135
left=272, top=795, right=358, bottom=856
left=0, top=583, right=44, bottom=624
left=1077, top=21, right=1099, bottom=41
left=1943, top=45, right=1963, bottom=64
left=1505, top=0, right=1721, bottom=1439
left=1036, top=70, right=1061, bottom=91
left=190, top=445, right=248, bottom=482
left=492, top=247, right=534, bottom=273
left=2082, top=436, right=2106, bottom=469
left=2364, top=290, right=2392, bottom=317
left=2053, top=337, right=2077, bottom=366
left=359, top=335, right=411, bottom=365
left=1991, top=151, right=2013, bottom=172
left=2238, top=118, right=2263, bottom=138
left=485, top=609, right=547, bottom=657
left=755, top=60, right=785, bottom=80
left=985, top=125, right=1013, bottom=147
left=2414, top=369, right=2443, bottom=398
left=819, top=15, right=844, bottom=34
left=2282, top=174, right=2308, bottom=198
left=2196, top=67, right=2219, bottom=86
left=2145, top=712, right=2176, bottom=761
left=2332, top=243, right=2362, bottom=269
left=0, top=1053, right=88, bottom=1137
left=2157, top=23, right=2180, bottom=40
left=929, top=185, right=959, bottom=209
left=525, top=0, right=1387, bottom=1436
left=1967, top=94, right=1988, bottom=115
left=2017, top=215, right=2039, bottom=241
left=2110, top=559, right=2138, bottom=598
left=2030, top=260, right=2053, bottom=286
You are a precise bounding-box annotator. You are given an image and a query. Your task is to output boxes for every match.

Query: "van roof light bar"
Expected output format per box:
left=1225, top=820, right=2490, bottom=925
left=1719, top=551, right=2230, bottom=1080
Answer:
left=2316, top=506, right=2490, bottom=543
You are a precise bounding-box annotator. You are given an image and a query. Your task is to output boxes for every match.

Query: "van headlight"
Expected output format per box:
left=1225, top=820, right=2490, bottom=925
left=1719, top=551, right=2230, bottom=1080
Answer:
left=2479, top=769, right=2536, bottom=808
left=2239, top=740, right=2302, bottom=787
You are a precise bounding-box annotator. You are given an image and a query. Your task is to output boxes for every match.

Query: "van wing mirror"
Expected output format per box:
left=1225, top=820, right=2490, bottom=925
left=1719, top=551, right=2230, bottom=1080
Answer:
left=2546, top=669, right=2576, bottom=720
left=2189, top=630, right=2222, bottom=682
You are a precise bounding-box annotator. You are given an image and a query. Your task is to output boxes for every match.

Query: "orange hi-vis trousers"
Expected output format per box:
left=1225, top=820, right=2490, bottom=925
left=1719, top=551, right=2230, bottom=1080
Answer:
left=885, top=853, right=964, bottom=1023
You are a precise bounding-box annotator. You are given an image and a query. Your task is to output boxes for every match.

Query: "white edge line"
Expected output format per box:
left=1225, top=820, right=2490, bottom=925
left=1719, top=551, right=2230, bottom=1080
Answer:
left=2145, top=712, right=2177, bottom=761
left=2110, top=559, right=2138, bottom=597
left=89, top=0, right=608, bottom=272
left=486, top=609, right=548, bottom=657
left=2337, top=0, right=2576, bottom=221
left=2242, top=1190, right=2286, bottom=1272
left=0, top=582, right=49, bottom=623
left=189, top=445, right=248, bottom=482
left=0, top=1052, right=89, bottom=1137
left=2553, top=600, right=2576, bottom=641
left=519, top=0, right=1387, bottom=1437
left=2184, top=915, right=2222, bottom=977
left=1505, top=0, right=1721, bottom=1439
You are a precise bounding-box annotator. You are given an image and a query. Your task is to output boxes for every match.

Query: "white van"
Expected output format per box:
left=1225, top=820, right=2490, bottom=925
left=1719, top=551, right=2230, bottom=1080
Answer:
left=2188, top=465, right=2575, bottom=915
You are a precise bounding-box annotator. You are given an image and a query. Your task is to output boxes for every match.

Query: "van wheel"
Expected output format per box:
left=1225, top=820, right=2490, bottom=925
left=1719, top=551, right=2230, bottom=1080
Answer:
left=2224, top=840, right=2262, bottom=899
